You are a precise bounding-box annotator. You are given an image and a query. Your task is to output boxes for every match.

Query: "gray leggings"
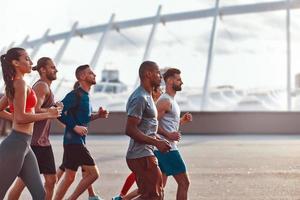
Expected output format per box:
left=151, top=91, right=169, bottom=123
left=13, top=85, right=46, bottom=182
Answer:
left=0, top=130, right=45, bottom=200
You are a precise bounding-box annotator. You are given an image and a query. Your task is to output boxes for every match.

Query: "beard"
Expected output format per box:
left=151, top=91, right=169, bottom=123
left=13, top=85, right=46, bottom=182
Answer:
left=88, top=79, right=96, bottom=85
left=46, top=73, right=57, bottom=81
left=173, top=84, right=182, bottom=91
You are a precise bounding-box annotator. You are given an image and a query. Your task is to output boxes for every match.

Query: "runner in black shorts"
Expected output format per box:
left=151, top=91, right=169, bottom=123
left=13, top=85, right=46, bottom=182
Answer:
left=54, top=65, right=109, bottom=200
left=55, top=79, right=102, bottom=200
left=31, top=145, right=56, bottom=174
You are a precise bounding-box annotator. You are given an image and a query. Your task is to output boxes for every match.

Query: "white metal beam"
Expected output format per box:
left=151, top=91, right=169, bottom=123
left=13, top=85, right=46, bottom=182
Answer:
left=90, top=14, right=115, bottom=70
left=20, top=35, right=29, bottom=48
left=134, top=5, right=162, bottom=88
left=54, top=22, right=78, bottom=64
left=53, top=22, right=79, bottom=94
left=143, top=5, right=162, bottom=61
left=89, top=14, right=115, bottom=95
left=7, top=41, right=15, bottom=50
left=30, top=29, right=51, bottom=60
left=28, top=29, right=52, bottom=86
left=201, top=0, right=220, bottom=111
left=22, top=0, right=300, bottom=48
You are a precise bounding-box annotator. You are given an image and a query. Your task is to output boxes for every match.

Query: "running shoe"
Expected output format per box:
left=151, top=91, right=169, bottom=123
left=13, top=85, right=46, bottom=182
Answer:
left=88, top=195, right=104, bottom=200
left=112, top=196, right=122, bottom=200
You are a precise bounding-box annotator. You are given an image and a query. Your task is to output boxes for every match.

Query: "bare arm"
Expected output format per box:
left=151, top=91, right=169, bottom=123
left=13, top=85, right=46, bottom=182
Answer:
left=156, top=99, right=171, bottom=137
left=126, top=116, right=171, bottom=152
left=90, top=107, right=109, bottom=121
left=156, top=99, right=181, bottom=141
left=0, top=95, right=12, bottom=121
left=0, top=111, right=12, bottom=121
left=32, top=81, right=50, bottom=113
left=126, top=116, right=158, bottom=145
left=13, top=79, right=60, bottom=124
left=90, top=113, right=99, bottom=121
left=180, top=112, right=193, bottom=126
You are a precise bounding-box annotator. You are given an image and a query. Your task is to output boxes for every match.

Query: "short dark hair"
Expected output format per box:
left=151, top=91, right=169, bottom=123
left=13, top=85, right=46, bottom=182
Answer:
left=139, top=61, right=157, bottom=79
left=163, top=68, right=181, bottom=82
left=75, top=64, right=90, bottom=80
left=32, top=57, right=51, bottom=72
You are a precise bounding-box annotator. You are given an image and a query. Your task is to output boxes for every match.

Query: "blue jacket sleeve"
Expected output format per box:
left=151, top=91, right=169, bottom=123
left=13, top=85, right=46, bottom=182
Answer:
left=58, top=92, right=77, bottom=129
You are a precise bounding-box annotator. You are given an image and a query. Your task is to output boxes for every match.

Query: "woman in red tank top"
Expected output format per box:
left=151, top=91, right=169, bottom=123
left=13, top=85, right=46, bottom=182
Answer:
left=8, top=87, right=37, bottom=113
left=0, top=47, right=62, bottom=199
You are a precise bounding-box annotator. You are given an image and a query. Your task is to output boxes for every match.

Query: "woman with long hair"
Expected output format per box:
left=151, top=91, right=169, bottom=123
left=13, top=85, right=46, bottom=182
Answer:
left=0, top=47, right=62, bottom=199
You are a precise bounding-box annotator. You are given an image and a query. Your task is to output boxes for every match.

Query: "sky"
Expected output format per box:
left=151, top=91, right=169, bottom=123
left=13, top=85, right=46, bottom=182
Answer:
left=1, top=0, right=300, bottom=92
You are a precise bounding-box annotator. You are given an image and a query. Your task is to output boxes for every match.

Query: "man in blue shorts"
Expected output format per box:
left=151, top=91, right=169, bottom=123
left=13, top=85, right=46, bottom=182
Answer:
left=154, top=68, right=192, bottom=200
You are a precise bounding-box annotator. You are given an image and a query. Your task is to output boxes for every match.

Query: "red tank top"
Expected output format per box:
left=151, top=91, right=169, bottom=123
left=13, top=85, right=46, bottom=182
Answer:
left=9, top=87, right=37, bottom=112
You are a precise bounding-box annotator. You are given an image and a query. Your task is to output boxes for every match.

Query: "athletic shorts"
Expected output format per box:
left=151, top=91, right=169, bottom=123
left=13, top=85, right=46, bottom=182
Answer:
left=59, top=159, right=85, bottom=173
left=62, top=144, right=95, bottom=171
left=31, top=145, right=56, bottom=174
left=154, top=150, right=187, bottom=176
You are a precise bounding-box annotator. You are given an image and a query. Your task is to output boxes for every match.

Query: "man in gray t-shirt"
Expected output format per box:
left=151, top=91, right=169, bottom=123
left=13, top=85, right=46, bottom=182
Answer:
left=126, top=86, right=158, bottom=158
left=125, top=61, right=171, bottom=200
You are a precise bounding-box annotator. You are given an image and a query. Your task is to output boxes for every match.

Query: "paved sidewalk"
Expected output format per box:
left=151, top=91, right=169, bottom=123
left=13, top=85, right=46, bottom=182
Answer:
left=2, top=134, right=300, bottom=200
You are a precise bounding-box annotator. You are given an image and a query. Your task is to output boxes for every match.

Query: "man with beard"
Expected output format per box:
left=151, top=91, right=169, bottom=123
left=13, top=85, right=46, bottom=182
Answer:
left=125, top=61, right=171, bottom=200
left=8, top=57, right=61, bottom=200
left=154, top=68, right=192, bottom=200
left=54, top=64, right=108, bottom=200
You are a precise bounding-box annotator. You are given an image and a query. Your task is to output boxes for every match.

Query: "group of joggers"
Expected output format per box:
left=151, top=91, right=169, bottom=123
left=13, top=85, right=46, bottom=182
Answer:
left=0, top=47, right=192, bottom=200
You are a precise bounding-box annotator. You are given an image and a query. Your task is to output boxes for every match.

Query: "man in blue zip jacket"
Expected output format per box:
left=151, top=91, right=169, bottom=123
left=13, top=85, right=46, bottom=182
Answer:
left=54, top=64, right=109, bottom=200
